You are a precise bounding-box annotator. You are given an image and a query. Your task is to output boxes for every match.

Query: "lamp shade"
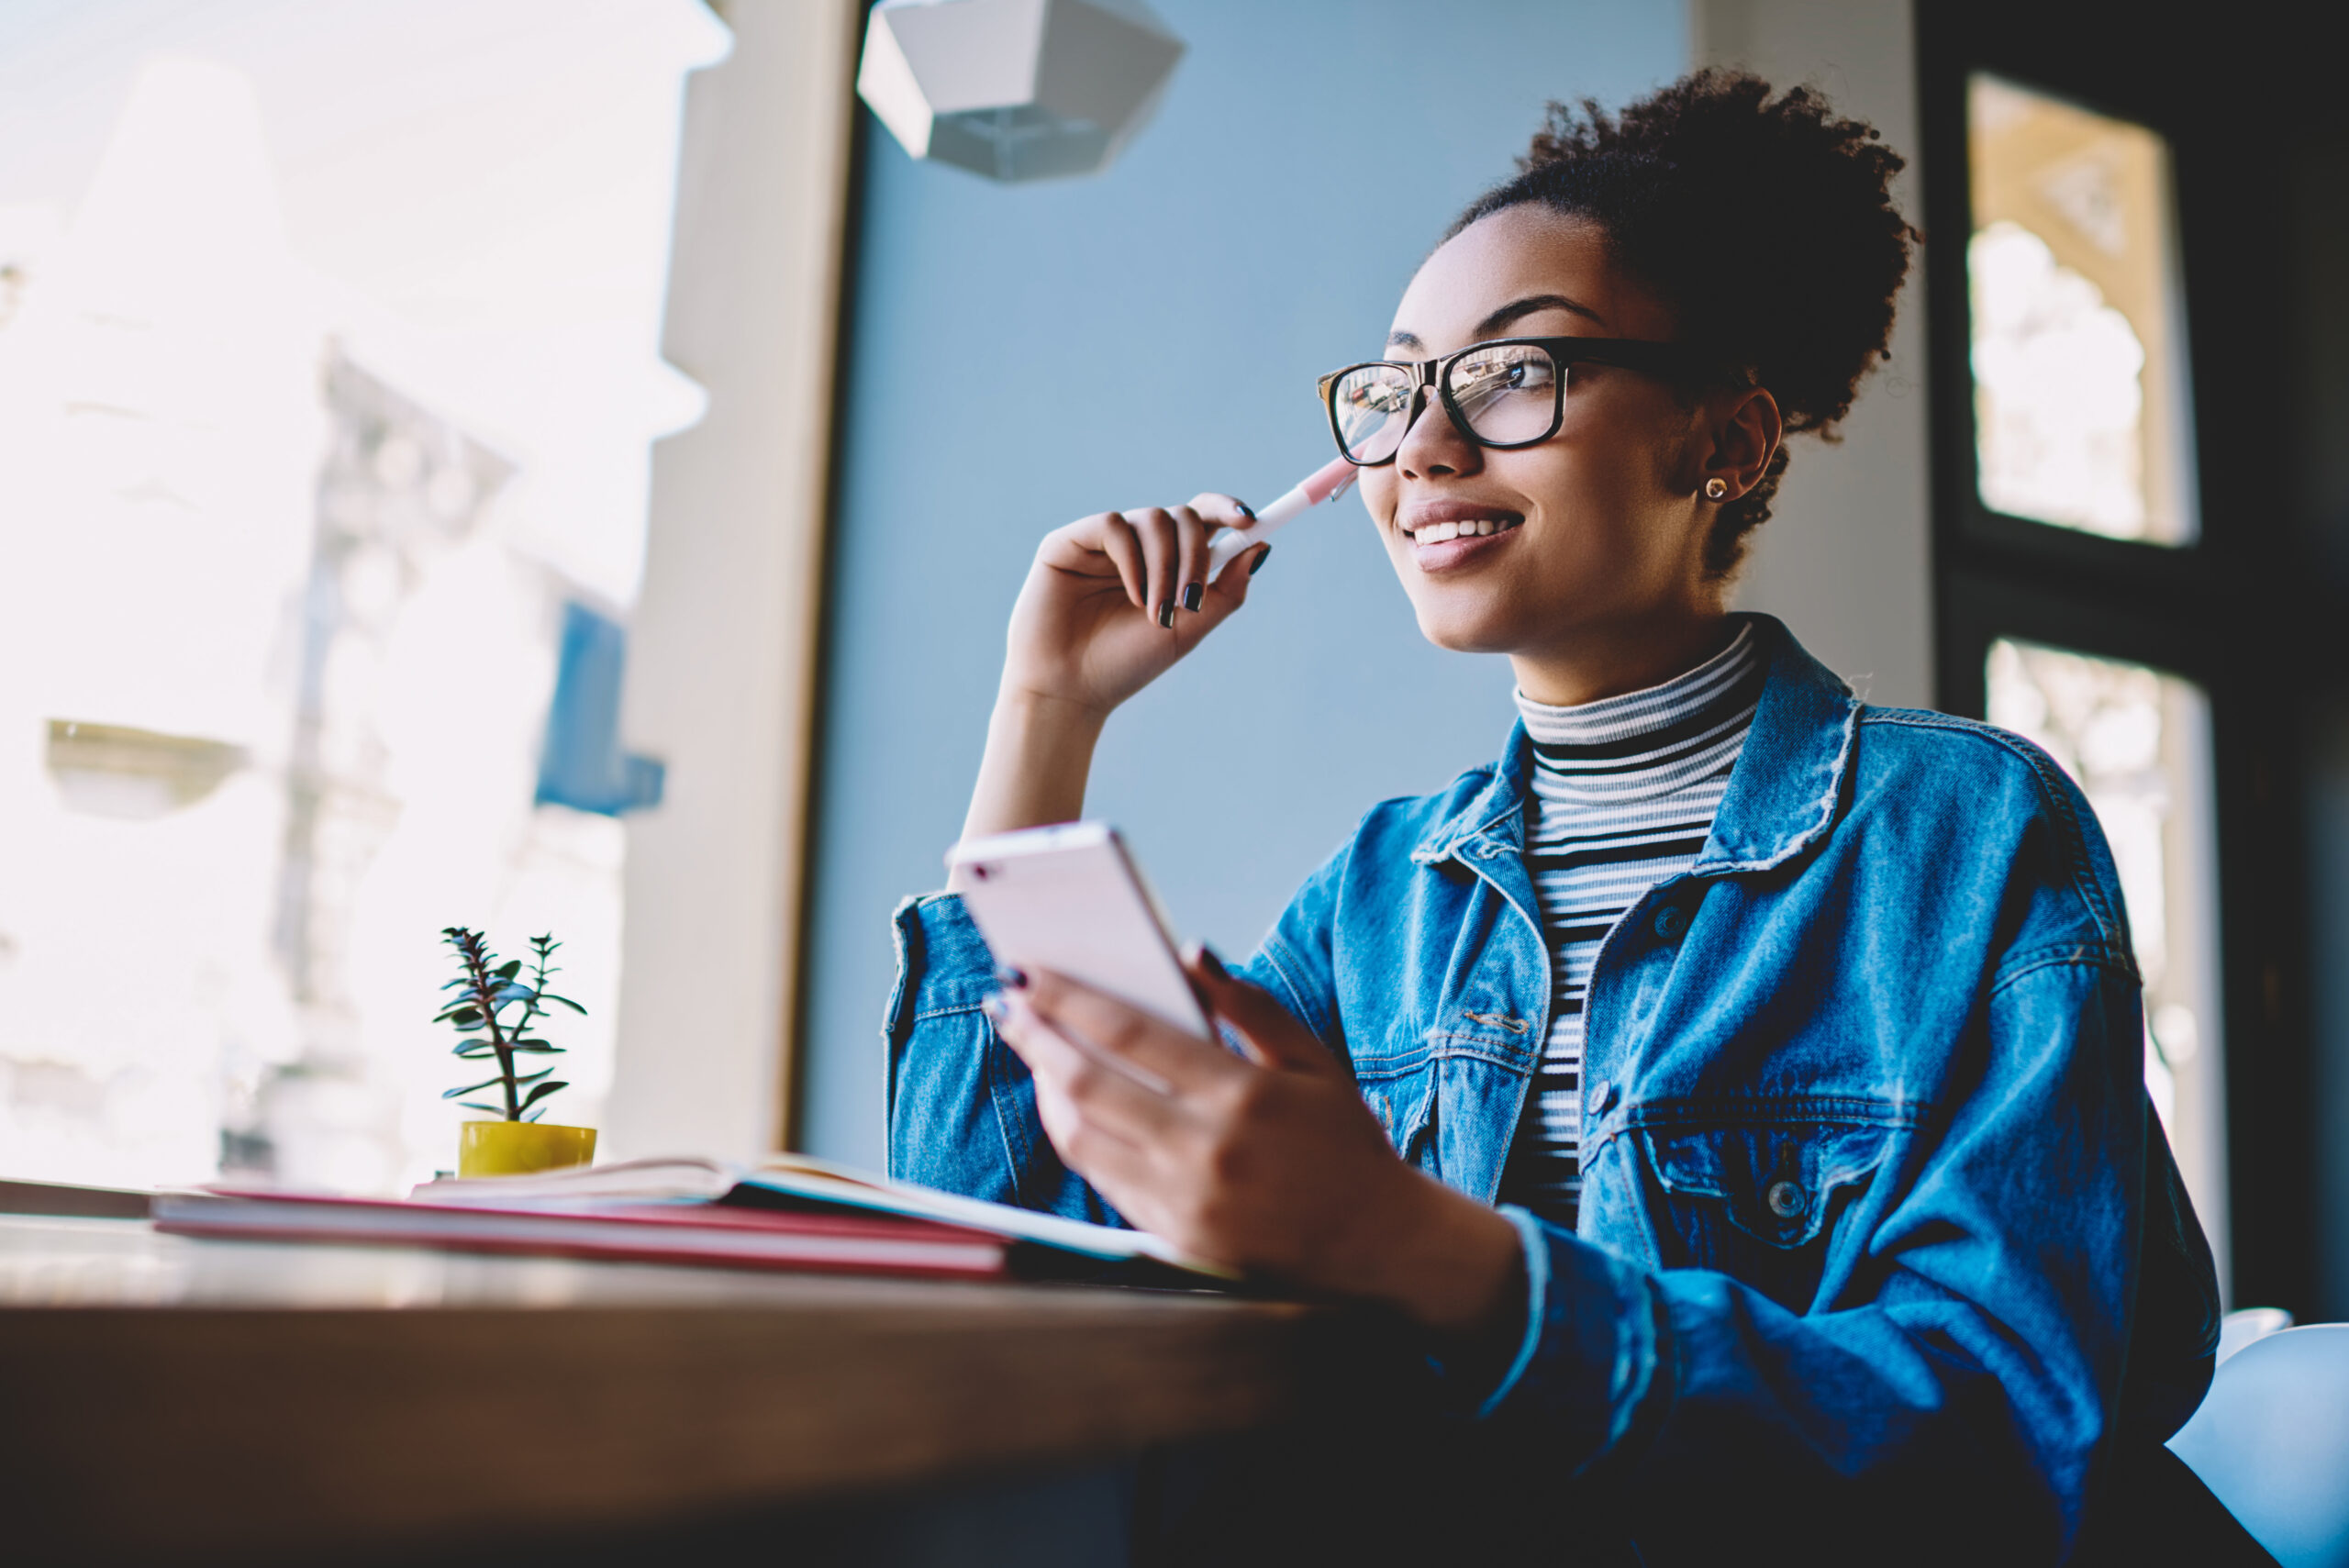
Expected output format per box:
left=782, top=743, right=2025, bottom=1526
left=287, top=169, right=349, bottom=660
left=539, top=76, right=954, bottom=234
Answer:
left=857, top=0, right=1185, bottom=183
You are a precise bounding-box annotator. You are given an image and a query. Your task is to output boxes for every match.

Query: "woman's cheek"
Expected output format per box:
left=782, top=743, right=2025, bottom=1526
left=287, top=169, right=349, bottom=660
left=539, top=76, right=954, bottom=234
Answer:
left=1358, top=471, right=1399, bottom=536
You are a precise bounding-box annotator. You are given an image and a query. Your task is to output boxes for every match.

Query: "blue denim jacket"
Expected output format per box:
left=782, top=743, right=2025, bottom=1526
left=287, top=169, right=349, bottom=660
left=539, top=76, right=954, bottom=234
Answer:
left=885, top=615, right=2219, bottom=1559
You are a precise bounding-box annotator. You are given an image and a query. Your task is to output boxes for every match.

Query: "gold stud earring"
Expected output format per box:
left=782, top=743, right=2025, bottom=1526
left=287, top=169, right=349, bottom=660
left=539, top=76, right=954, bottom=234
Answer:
left=1704, top=477, right=1730, bottom=501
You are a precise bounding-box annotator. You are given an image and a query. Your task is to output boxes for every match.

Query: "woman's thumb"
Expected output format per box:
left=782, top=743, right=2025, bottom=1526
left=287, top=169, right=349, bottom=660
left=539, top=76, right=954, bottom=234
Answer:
left=1186, top=944, right=1339, bottom=1076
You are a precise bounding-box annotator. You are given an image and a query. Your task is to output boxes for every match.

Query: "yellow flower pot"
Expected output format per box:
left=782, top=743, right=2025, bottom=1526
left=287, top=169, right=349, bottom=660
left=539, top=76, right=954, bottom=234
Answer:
left=458, top=1120, right=597, bottom=1178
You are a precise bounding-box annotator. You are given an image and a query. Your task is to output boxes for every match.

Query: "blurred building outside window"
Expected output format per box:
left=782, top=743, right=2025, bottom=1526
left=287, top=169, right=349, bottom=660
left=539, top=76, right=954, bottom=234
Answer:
left=0, top=1, right=728, bottom=1194
left=1967, top=72, right=2199, bottom=546
left=1987, top=639, right=2230, bottom=1286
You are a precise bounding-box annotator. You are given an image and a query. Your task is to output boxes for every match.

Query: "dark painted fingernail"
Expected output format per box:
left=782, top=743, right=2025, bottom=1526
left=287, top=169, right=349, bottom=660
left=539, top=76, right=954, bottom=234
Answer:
left=994, top=964, right=1028, bottom=990
left=1236, top=499, right=1257, bottom=522
left=1197, top=943, right=1230, bottom=980
left=1157, top=599, right=1174, bottom=628
left=1249, top=543, right=1273, bottom=575
left=1181, top=583, right=1204, bottom=613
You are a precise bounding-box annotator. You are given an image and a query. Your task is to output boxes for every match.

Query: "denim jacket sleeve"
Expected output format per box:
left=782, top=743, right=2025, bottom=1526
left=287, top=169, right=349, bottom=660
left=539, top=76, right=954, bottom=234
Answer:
left=884, top=891, right=1121, bottom=1223
left=883, top=878, right=1333, bottom=1220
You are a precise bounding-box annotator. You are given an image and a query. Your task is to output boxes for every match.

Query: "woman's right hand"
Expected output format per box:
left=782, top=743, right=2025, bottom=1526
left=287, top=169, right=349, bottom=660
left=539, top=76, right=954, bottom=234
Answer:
left=999, top=495, right=1266, bottom=717
left=955, top=495, right=1268, bottom=850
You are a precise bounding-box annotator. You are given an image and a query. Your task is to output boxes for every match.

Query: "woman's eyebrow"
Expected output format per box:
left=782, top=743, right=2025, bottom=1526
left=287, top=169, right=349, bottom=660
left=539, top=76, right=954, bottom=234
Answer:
left=1475, top=294, right=1605, bottom=336
left=1385, top=294, right=1608, bottom=354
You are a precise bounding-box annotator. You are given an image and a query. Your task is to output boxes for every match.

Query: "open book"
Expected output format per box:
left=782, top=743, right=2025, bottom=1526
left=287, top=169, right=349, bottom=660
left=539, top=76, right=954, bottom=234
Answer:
left=411, top=1151, right=1234, bottom=1279
left=153, top=1153, right=1233, bottom=1284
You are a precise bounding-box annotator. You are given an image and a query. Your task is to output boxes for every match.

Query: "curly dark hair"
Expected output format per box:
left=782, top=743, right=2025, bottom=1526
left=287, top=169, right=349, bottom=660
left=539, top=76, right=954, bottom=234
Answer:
left=1447, top=70, right=1918, bottom=576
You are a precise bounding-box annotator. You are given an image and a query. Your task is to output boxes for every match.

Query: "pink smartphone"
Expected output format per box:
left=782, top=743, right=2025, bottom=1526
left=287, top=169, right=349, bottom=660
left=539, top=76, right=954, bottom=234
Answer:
left=947, top=821, right=1213, bottom=1040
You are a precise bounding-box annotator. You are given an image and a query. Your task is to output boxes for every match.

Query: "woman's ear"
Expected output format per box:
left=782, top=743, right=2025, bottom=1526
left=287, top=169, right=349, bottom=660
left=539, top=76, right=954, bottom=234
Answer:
left=1696, top=386, right=1782, bottom=503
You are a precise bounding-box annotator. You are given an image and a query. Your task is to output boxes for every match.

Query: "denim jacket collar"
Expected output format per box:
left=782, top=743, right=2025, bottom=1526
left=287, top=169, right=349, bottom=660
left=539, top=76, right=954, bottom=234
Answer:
left=1408, top=614, right=1860, bottom=876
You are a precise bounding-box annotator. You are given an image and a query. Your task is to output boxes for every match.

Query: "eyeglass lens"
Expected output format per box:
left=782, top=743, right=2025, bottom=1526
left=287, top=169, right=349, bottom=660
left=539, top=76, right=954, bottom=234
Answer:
left=1330, top=343, right=1564, bottom=464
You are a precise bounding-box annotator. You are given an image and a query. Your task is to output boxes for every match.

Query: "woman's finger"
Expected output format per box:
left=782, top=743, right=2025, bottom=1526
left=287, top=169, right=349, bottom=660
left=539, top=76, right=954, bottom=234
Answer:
left=1018, top=968, right=1247, bottom=1093
left=1124, top=507, right=1180, bottom=630
left=1186, top=946, right=1344, bottom=1077
left=1187, top=492, right=1262, bottom=591
left=989, top=992, right=1184, bottom=1131
left=1187, top=492, right=1256, bottom=531
left=1055, top=511, right=1148, bottom=610
left=1028, top=1071, right=1159, bottom=1198
left=1167, top=506, right=1209, bottom=619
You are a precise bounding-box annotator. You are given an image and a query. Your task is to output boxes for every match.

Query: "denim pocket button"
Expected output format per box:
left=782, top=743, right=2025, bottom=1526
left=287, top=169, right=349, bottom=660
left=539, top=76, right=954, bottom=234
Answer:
left=1653, top=906, right=1686, bottom=940
left=1589, top=1079, right=1618, bottom=1116
left=1765, top=1178, right=1807, bottom=1218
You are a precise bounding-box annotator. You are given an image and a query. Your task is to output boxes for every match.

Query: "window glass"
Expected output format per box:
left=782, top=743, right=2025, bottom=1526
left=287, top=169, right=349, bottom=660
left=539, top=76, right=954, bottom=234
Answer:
left=1967, top=72, right=2198, bottom=545
left=0, top=2, right=723, bottom=1193
left=1987, top=639, right=2228, bottom=1289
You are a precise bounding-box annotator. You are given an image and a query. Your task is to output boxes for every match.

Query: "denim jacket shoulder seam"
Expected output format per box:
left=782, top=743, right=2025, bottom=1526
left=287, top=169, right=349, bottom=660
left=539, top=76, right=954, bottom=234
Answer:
left=1860, top=708, right=2130, bottom=952
left=1256, top=930, right=1339, bottom=1055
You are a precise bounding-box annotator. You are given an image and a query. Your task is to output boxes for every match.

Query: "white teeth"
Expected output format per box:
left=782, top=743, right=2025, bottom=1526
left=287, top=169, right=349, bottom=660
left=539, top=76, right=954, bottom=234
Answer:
left=1408, top=516, right=1520, bottom=543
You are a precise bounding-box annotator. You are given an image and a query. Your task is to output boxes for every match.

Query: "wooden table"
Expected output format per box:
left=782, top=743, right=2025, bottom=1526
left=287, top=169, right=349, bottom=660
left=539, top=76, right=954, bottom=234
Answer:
left=0, top=1213, right=1329, bottom=1566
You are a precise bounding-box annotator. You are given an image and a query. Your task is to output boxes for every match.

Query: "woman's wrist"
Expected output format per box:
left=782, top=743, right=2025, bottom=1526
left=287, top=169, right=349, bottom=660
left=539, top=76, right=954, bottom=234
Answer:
left=953, top=689, right=1110, bottom=859
left=1348, top=1169, right=1527, bottom=1337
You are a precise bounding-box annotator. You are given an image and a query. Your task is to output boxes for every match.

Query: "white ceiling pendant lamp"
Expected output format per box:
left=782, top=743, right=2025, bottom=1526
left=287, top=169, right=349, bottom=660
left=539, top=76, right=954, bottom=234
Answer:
left=857, top=0, right=1185, bottom=183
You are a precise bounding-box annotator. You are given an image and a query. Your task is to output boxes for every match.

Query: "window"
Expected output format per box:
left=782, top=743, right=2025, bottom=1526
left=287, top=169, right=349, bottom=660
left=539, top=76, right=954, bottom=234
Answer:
left=1944, top=64, right=2232, bottom=1282
left=0, top=2, right=724, bottom=1192
left=1923, top=9, right=2324, bottom=1312
left=1966, top=73, right=2197, bottom=545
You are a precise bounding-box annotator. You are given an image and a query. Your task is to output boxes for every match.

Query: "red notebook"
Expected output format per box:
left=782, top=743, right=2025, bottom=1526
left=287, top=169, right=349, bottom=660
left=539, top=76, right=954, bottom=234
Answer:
left=151, top=1189, right=1010, bottom=1280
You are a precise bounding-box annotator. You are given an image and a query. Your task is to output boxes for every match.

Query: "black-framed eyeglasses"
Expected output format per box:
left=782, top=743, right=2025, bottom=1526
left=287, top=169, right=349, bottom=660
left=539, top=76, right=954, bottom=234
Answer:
left=1317, top=336, right=1712, bottom=467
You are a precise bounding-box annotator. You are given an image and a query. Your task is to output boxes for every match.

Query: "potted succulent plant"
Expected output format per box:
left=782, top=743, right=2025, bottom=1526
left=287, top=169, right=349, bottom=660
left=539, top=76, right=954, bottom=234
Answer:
left=435, top=927, right=596, bottom=1177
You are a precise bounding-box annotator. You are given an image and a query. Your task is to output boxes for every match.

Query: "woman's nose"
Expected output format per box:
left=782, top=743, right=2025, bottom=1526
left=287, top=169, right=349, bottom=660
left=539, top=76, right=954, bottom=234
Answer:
left=1396, top=385, right=1481, bottom=479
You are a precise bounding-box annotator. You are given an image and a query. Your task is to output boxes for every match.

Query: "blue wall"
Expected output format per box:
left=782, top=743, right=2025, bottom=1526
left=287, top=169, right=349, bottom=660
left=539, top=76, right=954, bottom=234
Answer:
left=802, top=0, right=1687, bottom=1165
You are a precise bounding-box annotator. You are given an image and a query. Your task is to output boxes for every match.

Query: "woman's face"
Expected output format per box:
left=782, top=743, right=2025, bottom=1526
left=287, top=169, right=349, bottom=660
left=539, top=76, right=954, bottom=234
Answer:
left=1357, top=206, right=1723, bottom=662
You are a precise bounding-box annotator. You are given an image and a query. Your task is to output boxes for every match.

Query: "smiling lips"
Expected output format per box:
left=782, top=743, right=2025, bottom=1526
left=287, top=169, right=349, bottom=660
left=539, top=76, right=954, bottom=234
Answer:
left=1397, top=502, right=1525, bottom=564
left=1405, top=515, right=1522, bottom=544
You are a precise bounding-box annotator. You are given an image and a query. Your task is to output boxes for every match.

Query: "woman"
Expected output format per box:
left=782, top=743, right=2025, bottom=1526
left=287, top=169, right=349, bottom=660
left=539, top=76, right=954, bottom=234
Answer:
left=885, top=72, right=2221, bottom=1563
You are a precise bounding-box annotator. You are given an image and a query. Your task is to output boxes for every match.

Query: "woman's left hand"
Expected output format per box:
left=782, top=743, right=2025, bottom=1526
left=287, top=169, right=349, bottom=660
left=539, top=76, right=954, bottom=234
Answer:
left=984, top=952, right=1523, bottom=1334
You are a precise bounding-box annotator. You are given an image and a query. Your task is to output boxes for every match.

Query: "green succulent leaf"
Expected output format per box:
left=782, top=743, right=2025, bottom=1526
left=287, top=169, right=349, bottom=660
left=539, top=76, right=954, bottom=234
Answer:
left=519, top=1080, right=569, bottom=1109
left=438, top=1006, right=484, bottom=1028
left=441, top=1077, right=507, bottom=1100
left=507, top=1042, right=565, bottom=1054
left=458, top=1101, right=506, bottom=1116
left=495, top=959, right=523, bottom=981
left=540, top=994, right=587, bottom=1015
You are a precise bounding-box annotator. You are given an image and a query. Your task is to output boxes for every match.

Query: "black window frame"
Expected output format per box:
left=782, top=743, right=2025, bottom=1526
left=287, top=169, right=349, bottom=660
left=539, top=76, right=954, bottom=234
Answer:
left=1918, top=0, right=2318, bottom=1315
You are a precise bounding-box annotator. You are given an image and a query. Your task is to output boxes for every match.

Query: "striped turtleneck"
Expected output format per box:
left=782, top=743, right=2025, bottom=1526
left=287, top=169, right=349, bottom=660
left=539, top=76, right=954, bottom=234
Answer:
left=1496, top=620, right=1765, bottom=1228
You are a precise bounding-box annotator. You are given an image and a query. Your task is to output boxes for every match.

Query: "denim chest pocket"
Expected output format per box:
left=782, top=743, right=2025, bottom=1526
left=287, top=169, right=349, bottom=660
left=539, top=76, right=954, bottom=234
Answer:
left=1636, top=1111, right=1900, bottom=1312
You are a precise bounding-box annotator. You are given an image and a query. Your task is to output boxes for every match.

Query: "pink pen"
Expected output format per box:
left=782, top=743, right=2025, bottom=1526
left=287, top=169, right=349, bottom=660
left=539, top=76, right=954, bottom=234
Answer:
left=1204, top=454, right=1360, bottom=574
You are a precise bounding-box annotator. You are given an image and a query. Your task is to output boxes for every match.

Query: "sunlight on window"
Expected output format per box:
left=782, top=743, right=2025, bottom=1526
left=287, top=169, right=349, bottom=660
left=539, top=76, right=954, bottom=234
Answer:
left=0, top=2, right=728, bottom=1193
left=1987, top=639, right=2228, bottom=1289
left=1967, top=73, right=2197, bottom=545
